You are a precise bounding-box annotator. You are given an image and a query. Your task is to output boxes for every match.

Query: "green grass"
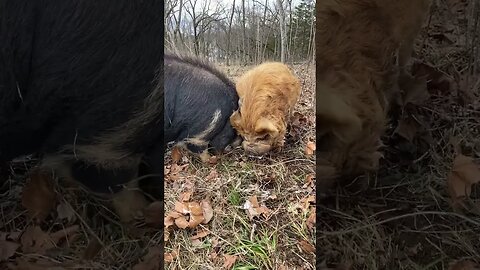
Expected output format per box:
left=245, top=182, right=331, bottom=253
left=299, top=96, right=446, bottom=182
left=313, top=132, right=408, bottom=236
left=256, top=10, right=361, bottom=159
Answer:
left=228, top=189, right=242, bottom=206
left=227, top=218, right=279, bottom=269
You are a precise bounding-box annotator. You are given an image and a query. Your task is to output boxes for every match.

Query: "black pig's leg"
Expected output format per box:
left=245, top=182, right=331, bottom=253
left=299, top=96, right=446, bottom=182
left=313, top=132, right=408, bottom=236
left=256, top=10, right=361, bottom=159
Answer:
left=138, top=140, right=164, bottom=201
left=66, top=159, right=148, bottom=223
left=70, top=161, right=136, bottom=193
left=185, top=143, right=211, bottom=163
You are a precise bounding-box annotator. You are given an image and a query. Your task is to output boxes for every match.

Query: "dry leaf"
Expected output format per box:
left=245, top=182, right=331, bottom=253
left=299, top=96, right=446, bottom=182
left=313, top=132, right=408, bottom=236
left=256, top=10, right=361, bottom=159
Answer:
left=168, top=198, right=212, bottom=229
left=447, top=154, right=480, bottom=202
left=179, top=192, right=192, bottom=202
left=56, top=203, right=75, bottom=223
left=49, top=225, right=79, bottom=246
left=305, top=141, right=316, bottom=156
left=201, top=200, right=214, bottom=224
left=449, top=260, right=480, bottom=270
left=0, top=240, right=20, bottom=261
left=188, top=214, right=205, bottom=228
left=164, top=210, right=182, bottom=229
left=452, top=155, right=480, bottom=184
left=20, top=225, right=78, bottom=255
left=300, top=195, right=316, bottom=211
left=82, top=238, right=102, bottom=260
left=250, top=196, right=260, bottom=208
left=0, top=232, right=21, bottom=242
left=164, top=250, right=177, bottom=263
left=20, top=226, right=54, bottom=254
left=164, top=216, right=175, bottom=229
left=132, top=247, right=162, bottom=270
left=298, top=240, right=315, bottom=254
left=258, top=206, right=271, bottom=217
left=191, top=239, right=202, bottom=246
left=305, top=174, right=315, bottom=186
left=174, top=216, right=189, bottom=229
left=187, top=202, right=203, bottom=216
left=209, top=251, right=218, bottom=260
left=168, top=200, right=207, bottom=229
left=167, top=164, right=189, bottom=181
left=318, top=262, right=353, bottom=270
left=211, top=238, right=219, bottom=248
left=8, top=257, right=68, bottom=270
left=243, top=198, right=259, bottom=220
left=411, top=61, right=453, bottom=95
left=206, top=169, right=219, bottom=181
left=171, top=146, right=183, bottom=163
left=400, top=74, right=429, bottom=106
left=164, top=231, right=170, bottom=242
left=208, top=155, right=219, bottom=165
left=243, top=196, right=271, bottom=220
left=394, top=116, right=421, bottom=142
left=183, top=179, right=195, bottom=191
left=21, top=170, right=56, bottom=223
left=144, top=201, right=163, bottom=227
left=306, top=208, right=316, bottom=231
left=191, top=229, right=211, bottom=240
left=174, top=201, right=189, bottom=214
left=292, top=111, right=307, bottom=127
left=222, top=254, right=237, bottom=269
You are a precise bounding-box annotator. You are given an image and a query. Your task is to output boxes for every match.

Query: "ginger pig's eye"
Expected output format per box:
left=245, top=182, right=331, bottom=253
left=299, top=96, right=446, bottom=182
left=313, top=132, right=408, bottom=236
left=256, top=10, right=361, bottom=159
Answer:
left=258, top=133, right=270, bottom=141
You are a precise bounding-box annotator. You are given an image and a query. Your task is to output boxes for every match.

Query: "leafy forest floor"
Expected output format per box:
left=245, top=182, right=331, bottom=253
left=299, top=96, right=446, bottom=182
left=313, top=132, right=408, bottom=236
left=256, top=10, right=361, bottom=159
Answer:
left=163, top=62, right=316, bottom=269
left=318, top=1, right=480, bottom=269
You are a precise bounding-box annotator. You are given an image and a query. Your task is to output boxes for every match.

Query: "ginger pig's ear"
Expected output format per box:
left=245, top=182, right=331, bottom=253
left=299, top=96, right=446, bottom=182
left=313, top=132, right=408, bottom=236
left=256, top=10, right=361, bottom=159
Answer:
left=317, top=83, right=362, bottom=143
left=254, top=117, right=278, bottom=134
left=230, top=110, right=241, bottom=129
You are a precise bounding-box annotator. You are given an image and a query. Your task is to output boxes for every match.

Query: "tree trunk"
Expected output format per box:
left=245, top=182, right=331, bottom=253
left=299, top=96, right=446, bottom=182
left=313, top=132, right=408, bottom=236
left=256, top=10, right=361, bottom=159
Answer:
left=276, top=0, right=287, bottom=63
left=242, top=0, right=246, bottom=63
left=307, top=8, right=315, bottom=63
left=287, top=0, right=293, bottom=61
left=226, top=0, right=236, bottom=66
left=175, top=0, right=184, bottom=46
left=261, top=0, right=268, bottom=61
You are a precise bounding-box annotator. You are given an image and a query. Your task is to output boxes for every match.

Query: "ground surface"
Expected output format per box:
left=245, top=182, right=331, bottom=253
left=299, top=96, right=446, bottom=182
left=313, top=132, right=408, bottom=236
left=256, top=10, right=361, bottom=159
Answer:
left=318, top=1, right=480, bottom=269
left=163, top=62, right=316, bottom=269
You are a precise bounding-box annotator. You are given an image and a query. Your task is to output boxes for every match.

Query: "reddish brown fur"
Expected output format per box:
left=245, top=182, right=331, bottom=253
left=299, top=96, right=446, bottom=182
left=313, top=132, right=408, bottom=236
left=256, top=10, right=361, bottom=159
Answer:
left=231, top=62, right=301, bottom=154
left=316, top=0, right=431, bottom=189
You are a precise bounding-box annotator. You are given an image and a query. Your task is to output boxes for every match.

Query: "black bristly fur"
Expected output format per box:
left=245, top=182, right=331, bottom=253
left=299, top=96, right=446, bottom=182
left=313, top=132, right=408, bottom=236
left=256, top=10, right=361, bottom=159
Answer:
left=0, top=0, right=164, bottom=200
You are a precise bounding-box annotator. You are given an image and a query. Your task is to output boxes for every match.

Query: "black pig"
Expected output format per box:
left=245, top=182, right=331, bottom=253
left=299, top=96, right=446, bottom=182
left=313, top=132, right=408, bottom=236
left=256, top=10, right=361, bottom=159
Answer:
left=164, top=54, right=240, bottom=160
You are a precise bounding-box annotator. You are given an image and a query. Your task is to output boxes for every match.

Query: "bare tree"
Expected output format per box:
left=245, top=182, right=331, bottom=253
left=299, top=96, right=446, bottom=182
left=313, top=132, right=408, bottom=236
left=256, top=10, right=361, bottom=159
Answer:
left=164, top=0, right=314, bottom=64
left=276, top=0, right=287, bottom=63
left=242, top=0, right=247, bottom=62
left=226, top=0, right=236, bottom=65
